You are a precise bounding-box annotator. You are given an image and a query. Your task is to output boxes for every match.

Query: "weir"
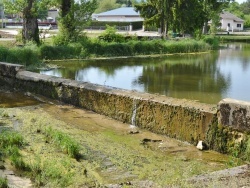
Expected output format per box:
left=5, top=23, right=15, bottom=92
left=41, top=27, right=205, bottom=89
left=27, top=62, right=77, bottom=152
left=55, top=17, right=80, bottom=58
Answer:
left=131, top=98, right=137, bottom=126
left=0, top=62, right=250, bottom=154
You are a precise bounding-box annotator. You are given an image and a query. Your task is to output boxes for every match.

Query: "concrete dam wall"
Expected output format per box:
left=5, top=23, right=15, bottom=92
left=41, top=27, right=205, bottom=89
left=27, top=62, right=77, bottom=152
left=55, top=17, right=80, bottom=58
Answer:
left=0, top=62, right=249, bottom=153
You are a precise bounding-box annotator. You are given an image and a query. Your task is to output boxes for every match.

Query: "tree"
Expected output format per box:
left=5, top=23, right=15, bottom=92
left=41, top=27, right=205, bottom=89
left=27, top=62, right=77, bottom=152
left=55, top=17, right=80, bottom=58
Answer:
left=135, top=0, right=174, bottom=39
left=202, top=0, right=230, bottom=34
left=95, top=0, right=119, bottom=13
left=22, top=0, right=40, bottom=44
left=57, top=0, right=97, bottom=43
left=172, top=0, right=205, bottom=36
left=4, top=0, right=51, bottom=44
left=240, top=0, right=250, bottom=14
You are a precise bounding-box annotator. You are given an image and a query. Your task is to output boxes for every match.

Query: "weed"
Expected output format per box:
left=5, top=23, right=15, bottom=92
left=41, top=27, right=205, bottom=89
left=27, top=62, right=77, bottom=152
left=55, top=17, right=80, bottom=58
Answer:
left=0, top=131, right=26, bottom=170
left=0, top=177, right=8, bottom=188
left=29, top=156, right=43, bottom=186
left=0, top=131, right=24, bottom=148
left=44, top=127, right=80, bottom=159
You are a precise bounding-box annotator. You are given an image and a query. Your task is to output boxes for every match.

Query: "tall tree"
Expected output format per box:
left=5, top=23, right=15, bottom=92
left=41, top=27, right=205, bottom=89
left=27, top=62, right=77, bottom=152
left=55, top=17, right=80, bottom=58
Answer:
left=95, top=0, right=119, bottom=13
left=22, top=0, right=40, bottom=44
left=4, top=0, right=41, bottom=44
left=135, top=0, right=174, bottom=39
left=202, top=0, right=230, bottom=34
left=58, top=0, right=97, bottom=43
left=172, top=0, right=205, bottom=36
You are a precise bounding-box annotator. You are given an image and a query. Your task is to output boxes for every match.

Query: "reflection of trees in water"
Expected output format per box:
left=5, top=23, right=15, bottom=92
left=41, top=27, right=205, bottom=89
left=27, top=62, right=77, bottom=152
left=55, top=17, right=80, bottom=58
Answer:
left=134, top=52, right=231, bottom=100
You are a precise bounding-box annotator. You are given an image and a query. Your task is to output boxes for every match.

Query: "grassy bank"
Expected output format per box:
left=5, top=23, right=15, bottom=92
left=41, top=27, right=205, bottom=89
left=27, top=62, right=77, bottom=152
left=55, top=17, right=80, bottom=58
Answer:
left=0, top=35, right=216, bottom=67
left=218, top=35, right=250, bottom=42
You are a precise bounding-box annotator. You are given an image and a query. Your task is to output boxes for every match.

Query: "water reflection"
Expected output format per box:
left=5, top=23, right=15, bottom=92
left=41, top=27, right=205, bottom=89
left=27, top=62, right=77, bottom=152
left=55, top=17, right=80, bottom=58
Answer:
left=40, top=43, right=250, bottom=104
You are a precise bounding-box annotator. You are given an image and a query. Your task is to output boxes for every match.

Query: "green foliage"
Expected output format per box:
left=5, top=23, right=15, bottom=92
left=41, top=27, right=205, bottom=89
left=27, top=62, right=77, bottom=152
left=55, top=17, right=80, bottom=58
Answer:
left=0, top=46, right=9, bottom=62
left=29, top=156, right=75, bottom=187
left=44, top=127, right=80, bottom=159
left=95, top=0, right=120, bottom=13
left=202, top=36, right=219, bottom=49
left=0, top=131, right=26, bottom=170
left=0, top=177, right=8, bottom=188
left=98, top=25, right=125, bottom=42
left=242, top=136, right=250, bottom=161
left=244, top=15, right=250, bottom=28
left=5, top=46, right=40, bottom=66
left=0, top=131, right=24, bottom=148
left=58, top=0, right=97, bottom=43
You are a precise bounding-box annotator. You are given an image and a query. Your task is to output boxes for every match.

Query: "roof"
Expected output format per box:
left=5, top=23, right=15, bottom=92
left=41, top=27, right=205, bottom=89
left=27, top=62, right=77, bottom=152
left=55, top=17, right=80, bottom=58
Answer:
left=95, top=7, right=140, bottom=17
left=220, top=11, right=244, bottom=22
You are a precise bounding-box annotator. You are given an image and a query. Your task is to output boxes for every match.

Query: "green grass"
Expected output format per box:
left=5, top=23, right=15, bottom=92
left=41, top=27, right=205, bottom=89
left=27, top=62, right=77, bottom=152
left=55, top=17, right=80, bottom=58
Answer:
left=43, top=126, right=81, bottom=159
left=218, top=35, right=250, bottom=42
left=0, top=177, right=8, bottom=188
left=0, top=130, right=26, bottom=170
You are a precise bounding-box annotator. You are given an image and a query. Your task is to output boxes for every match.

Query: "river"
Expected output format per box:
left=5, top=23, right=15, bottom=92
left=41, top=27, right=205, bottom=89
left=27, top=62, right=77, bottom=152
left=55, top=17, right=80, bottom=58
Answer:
left=40, top=43, right=250, bottom=104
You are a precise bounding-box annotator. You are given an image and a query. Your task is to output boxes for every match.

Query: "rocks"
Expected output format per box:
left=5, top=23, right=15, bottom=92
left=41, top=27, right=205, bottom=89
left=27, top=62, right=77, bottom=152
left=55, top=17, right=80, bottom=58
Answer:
left=196, top=141, right=208, bottom=150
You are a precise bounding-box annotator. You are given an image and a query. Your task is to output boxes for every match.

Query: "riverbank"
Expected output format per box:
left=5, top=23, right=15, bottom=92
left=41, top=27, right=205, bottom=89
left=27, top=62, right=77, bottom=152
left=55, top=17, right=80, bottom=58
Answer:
left=0, top=90, right=248, bottom=187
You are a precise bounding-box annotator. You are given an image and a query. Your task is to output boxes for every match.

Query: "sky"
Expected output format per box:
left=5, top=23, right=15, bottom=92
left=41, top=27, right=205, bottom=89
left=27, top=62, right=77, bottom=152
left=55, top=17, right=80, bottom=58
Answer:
left=236, top=0, right=246, bottom=3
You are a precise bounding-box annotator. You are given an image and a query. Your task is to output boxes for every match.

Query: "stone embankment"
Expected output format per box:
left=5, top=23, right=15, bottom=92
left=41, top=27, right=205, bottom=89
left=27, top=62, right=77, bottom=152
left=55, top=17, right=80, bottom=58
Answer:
left=0, top=62, right=249, bottom=153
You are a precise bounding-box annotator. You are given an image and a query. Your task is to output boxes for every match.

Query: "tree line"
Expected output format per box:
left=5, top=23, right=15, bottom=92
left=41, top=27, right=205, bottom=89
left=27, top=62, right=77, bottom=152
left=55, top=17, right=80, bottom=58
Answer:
left=2, top=0, right=250, bottom=45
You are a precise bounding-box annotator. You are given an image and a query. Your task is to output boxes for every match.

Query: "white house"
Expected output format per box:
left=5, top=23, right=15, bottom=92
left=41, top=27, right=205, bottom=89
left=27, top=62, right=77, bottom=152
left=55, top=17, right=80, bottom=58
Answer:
left=220, top=11, right=244, bottom=31
left=47, top=9, right=59, bottom=22
left=93, top=7, right=144, bottom=23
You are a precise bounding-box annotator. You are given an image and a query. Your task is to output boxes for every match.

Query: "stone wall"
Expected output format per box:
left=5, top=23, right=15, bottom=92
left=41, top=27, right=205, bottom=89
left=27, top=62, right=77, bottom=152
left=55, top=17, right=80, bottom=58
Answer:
left=1, top=62, right=250, bottom=153
left=218, top=98, right=250, bottom=132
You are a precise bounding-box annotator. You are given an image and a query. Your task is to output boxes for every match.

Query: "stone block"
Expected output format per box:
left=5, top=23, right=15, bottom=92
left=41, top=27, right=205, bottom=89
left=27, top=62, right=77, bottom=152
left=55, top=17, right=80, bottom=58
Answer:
left=218, top=98, right=250, bottom=132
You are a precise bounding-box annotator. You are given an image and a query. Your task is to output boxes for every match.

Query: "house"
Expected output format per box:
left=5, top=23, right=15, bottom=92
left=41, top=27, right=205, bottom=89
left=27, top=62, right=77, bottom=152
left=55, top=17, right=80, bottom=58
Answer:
left=220, top=11, right=244, bottom=31
left=93, top=7, right=143, bottom=22
left=47, top=9, right=59, bottom=22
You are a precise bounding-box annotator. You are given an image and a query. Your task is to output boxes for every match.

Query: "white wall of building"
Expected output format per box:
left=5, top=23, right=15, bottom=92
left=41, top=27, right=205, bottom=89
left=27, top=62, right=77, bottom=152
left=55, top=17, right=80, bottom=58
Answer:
left=221, top=18, right=244, bottom=31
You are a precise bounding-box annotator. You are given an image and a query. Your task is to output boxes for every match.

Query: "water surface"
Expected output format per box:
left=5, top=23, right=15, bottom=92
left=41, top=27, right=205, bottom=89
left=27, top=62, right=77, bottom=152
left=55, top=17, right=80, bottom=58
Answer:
left=40, top=43, right=250, bottom=104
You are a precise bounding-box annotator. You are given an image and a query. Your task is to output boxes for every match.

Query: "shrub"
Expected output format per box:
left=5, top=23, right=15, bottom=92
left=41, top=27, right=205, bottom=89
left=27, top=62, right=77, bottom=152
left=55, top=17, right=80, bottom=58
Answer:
left=39, top=45, right=81, bottom=60
left=98, top=25, right=125, bottom=43
left=6, top=47, right=40, bottom=66
left=202, top=36, right=219, bottom=49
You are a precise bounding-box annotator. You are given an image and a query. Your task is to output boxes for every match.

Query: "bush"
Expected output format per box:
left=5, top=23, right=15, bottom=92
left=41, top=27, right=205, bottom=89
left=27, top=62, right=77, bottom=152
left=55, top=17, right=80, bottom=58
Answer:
left=98, top=25, right=125, bottom=43
left=5, top=47, right=40, bottom=66
left=39, top=45, right=82, bottom=60
left=202, top=36, right=219, bottom=49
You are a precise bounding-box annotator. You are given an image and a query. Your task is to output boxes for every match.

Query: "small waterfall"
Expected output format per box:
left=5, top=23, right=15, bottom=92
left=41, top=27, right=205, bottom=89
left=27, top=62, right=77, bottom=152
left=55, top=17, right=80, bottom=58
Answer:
left=131, top=99, right=137, bottom=127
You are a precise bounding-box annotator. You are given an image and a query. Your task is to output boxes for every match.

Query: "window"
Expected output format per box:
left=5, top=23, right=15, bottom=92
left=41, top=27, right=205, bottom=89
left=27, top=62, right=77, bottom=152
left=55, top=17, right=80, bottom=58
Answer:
left=227, top=23, right=230, bottom=27
left=237, top=24, right=241, bottom=28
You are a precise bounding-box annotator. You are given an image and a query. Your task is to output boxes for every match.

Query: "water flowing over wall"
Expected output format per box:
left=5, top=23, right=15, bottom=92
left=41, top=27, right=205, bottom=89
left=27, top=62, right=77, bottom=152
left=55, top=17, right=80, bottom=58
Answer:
left=1, top=62, right=250, bottom=154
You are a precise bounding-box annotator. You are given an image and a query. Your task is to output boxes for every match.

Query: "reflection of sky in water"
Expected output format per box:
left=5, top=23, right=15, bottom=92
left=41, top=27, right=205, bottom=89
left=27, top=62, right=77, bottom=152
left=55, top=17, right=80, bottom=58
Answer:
left=217, top=47, right=250, bottom=101
left=39, top=43, right=250, bottom=104
left=75, top=66, right=144, bottom=91
left=40, top=69, right=62, bottom=77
